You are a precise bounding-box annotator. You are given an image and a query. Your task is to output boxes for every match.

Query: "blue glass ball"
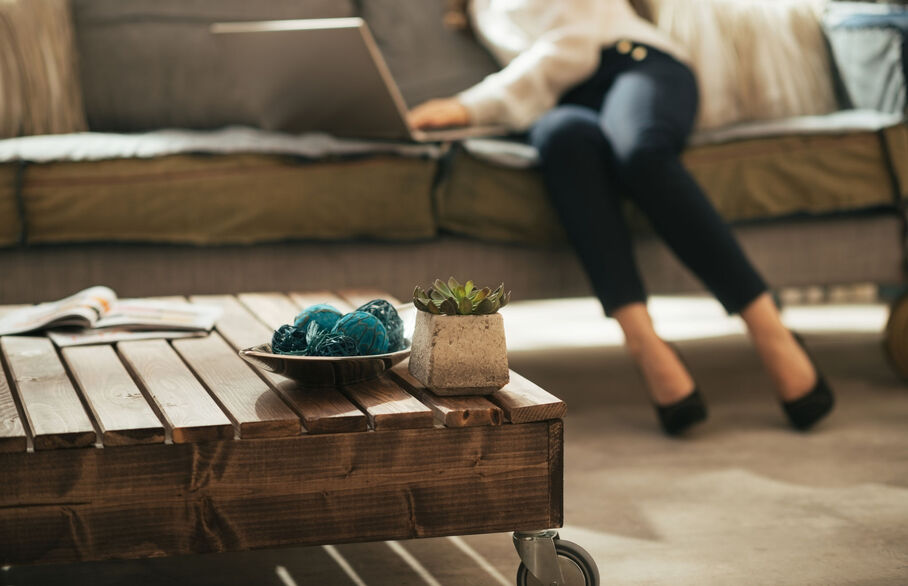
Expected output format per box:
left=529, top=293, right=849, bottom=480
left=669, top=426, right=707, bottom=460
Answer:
left=293, top=304, right=342, bottom=332
left=355, top=299, right=406, bottom=352
left=271, top=324, right=308, bottom=355
left=331, top=311, right=389, bottom=355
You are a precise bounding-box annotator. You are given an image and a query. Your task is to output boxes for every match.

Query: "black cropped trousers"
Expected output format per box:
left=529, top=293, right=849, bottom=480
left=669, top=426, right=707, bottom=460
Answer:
left=529, top=45, right=767, bottom=316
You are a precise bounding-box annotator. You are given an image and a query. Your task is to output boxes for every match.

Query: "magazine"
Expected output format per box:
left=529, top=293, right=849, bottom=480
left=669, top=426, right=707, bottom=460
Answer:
left=0, top=286, right=222, bottom=346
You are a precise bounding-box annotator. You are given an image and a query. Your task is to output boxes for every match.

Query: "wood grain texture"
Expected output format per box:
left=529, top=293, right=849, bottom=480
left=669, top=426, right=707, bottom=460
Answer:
left=190, top=295, right=273, bottom=351
left=342, top=375, right=434, bottom=430
left=389, top=360, right=502, bottom=428
left=62, top=345, right=165, bottom=447
left=194, top=295, right=367, bottom=434
left=0, top=337, right=96, bottom=450
left=289, top=291, right=354, bottom=313
left=337, top=289, right=402, bottom=309
left=0, top=355, right=27, bottom=453
left=0, top=307, right=35, bottom=452
left=117, top=340, right=233, bottom=443
left=0, top=422, right=561, bottom=565
left=172, top=333, right=301, bottom=439
left=489, top=370, right=567, bottom=424
left=548, top=419, right=564, bottom=528
left=237, top=292, right=301, bottom=330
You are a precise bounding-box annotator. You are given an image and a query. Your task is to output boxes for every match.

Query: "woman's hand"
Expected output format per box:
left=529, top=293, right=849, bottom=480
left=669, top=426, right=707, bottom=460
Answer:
left=408, top=98, right=471, bottom=129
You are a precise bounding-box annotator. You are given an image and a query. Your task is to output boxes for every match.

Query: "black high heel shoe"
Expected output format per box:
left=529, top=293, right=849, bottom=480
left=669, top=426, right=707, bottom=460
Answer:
left=781, top=333, right=835, bottom=431
left=652, top=344, right=707, bottom=436
left=655, top=389, right=708, bottom=436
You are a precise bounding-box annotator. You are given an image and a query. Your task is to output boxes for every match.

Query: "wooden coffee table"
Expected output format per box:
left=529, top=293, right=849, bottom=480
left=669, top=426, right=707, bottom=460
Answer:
left=0, top=290, right=589, bottom=584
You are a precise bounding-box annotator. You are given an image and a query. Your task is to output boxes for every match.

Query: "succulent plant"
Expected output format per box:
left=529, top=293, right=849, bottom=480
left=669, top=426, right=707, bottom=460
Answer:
left=413, top=277, right=510, bottom=316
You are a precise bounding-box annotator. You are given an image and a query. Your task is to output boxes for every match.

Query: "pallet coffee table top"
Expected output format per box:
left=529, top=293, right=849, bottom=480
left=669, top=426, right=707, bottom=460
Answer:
left=0, top=290, right=566, bottom=452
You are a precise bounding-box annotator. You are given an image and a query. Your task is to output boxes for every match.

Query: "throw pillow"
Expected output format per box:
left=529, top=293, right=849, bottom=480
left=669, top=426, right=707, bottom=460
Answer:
left=644, top=0, right=839, bottom=129
left=0, top=0, right=88, bottom=138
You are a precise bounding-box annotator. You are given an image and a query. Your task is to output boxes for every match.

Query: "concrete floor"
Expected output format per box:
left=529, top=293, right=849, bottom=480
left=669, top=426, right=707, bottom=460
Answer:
left=4, top=297, right=907, bottom=585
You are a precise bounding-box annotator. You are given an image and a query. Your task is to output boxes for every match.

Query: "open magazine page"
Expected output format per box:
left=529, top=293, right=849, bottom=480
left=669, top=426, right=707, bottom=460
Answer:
left=94, top=299, right=222, bottom=331
left=0, top=286, right=117, bottom=336
left=47, top=329, right=207, bottom=348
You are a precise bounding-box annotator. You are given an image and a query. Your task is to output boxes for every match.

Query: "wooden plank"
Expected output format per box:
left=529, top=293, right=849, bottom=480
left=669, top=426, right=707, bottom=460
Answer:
left=237, top=292, right=301, bottom=330
left=548, top=419, right=565, bottom=529
left=0, top=422, right=560, bottom=565
left=289, top=291, right=354, bottom=313
left=0, top=306, right=34, bottom=452
left=61, top=345, right=165, bottom=447
left=337, top=289, right=402, bottom=309
left=389, top=360, right=502, bottom=428
left=489, top=371, right=567, bottom=424
left=342, top=375, right=433, bottom=430
left=0, top=336, right=96, bottom=450
left=0, top=356, right=27, bottom=453
left=117, top=340, right=233, bottom=443
left=193, top=295, right=367, bottom=434
left=172, top=333, right=301, bottom=439
left=192, top=295, right=273, bottom=351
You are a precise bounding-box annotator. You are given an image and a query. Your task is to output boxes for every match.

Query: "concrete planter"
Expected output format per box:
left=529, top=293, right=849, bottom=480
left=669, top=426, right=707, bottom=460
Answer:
left=408, top=312, right=509, bottom=395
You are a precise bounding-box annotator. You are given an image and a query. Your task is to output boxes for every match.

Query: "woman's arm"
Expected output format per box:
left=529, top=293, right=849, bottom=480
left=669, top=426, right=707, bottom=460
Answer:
left=457, top=24, right=600, bottom=130
left=410, top=0, right=600, bottom=131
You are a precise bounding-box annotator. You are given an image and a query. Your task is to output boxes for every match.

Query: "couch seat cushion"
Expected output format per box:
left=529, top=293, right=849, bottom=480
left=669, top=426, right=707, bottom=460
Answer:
left=0, top=128, right=439, bottom=246
left=437, top=111, right=907, bottom=244
left=0, top=164, right=19, bottom=246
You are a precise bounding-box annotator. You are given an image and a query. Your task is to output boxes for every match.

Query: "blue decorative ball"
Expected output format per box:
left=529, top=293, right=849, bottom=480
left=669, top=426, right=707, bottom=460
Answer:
left=331, top=311, right=389, bottom=355
left=309, top=332, right=359, bottom=357
left=293, top=304, right=342, bottom=332
left=356, top=299, right=406, bottom=352
left=271, top=324, right=308, bottom=355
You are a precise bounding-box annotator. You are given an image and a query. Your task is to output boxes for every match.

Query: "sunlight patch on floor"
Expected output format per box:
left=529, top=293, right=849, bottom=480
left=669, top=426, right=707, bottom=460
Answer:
left=502, top=296, right=888, bottom=352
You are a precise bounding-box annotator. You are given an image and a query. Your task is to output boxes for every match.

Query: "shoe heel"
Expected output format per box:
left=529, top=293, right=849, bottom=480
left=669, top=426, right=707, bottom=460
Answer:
left=782, top=333, right=835, bottom=430
left=655, top=389, right=708, bottom=436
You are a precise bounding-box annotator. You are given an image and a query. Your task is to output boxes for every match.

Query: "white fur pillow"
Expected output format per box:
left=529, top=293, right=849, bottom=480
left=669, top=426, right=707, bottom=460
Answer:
left=645, top=0, right=838, bottom=129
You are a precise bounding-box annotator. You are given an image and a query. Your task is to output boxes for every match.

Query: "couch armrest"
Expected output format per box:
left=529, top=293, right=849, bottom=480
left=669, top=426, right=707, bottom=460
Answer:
left=824, top=2, right=908, bottom=114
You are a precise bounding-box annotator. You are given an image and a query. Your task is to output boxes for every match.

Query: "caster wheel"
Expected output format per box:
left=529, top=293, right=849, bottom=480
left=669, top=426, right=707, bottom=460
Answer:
left=885, top=293, right=908, bottom=380
left=516, top=539, right=599, bottom=586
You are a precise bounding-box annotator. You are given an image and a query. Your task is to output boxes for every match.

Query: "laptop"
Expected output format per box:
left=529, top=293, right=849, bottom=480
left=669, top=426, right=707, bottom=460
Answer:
left=210, top=17, right=505, bottom=142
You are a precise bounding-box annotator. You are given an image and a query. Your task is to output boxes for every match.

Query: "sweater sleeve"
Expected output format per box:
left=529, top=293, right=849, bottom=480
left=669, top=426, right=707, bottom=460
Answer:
left=457, top=24, right=601, bottom=131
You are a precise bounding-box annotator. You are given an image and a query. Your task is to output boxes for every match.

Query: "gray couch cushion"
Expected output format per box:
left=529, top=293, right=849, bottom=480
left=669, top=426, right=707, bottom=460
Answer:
left=73, top=0, right=355, bottom=131
left=357, top=0, right=499, bottom=107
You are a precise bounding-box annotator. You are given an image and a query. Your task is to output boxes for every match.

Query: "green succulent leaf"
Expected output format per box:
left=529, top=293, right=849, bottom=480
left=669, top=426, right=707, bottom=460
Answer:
left=465, top=280, right=474, bottom=296
left=414, top=286, right=431, bottom=304
left=429, top=288, right=445, bottom=302
left=440, top=298, right=459, bottom=315
left=447, top=276, right=461, bottom=293
left=434, top=279, right=452, bottom=298
left=457, top=297, right=472, bottom=315
left=474, top=298, right=494, bottom=314
left=472, top=287, right=491, bottom=304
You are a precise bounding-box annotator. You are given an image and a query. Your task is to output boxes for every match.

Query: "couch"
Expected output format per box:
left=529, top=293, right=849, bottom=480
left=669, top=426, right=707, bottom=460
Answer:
left=0, top=0, right=906, bottom=310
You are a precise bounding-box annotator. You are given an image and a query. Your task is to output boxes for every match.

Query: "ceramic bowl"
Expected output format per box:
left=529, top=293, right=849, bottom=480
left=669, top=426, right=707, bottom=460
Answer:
left=238, top=342, right=411, bottom=387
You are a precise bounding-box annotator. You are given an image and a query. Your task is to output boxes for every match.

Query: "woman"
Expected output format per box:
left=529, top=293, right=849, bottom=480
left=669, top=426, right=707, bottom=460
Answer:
left=409, top=0, right=834, bottom=435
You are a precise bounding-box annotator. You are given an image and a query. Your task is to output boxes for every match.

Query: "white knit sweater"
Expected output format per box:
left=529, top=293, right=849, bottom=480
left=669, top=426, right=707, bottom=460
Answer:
left=458, top=0, right=688, bottom=131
